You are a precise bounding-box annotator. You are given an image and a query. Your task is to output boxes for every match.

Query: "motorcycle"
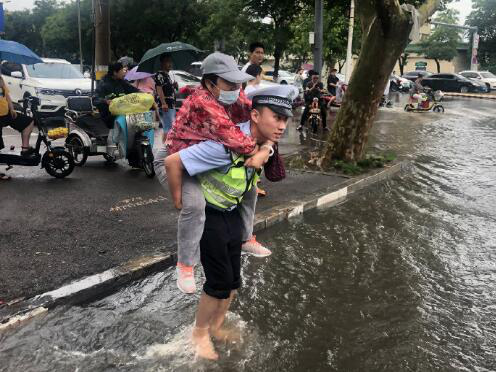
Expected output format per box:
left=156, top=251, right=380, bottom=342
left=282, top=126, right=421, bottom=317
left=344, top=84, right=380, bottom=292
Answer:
left=404, top=88, right=445, bottom=113
left=307, top=97, right=323, bottom=133
left=0, top=96, right=75, bottom=178
left=64, top=96, right=157, bottom=177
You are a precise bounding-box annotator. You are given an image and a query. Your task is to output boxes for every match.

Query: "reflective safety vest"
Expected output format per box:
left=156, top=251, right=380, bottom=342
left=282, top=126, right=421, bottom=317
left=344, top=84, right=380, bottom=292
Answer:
left=197, top=152, right=259, bottom=211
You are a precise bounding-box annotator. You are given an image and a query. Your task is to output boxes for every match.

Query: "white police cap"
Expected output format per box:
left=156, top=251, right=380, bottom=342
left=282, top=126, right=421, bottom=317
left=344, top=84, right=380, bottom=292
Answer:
left=246, top=85, right=299, bottom=117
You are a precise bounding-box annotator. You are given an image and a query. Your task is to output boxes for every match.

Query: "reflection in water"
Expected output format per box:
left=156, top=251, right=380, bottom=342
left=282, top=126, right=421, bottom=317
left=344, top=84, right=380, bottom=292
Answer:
left=1, top=99, right=496, bottom=371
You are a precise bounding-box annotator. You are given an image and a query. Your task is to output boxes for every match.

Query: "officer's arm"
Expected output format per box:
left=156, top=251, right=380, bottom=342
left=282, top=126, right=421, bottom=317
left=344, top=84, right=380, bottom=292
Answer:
left=164, top=153, right=183, bottom=210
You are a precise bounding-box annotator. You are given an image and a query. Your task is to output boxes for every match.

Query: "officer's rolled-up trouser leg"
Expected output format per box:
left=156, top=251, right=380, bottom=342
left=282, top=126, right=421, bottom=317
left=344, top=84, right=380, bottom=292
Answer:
left=177, top=172, right=206, bottom=267
left=239, top=185, right=258, bottom=242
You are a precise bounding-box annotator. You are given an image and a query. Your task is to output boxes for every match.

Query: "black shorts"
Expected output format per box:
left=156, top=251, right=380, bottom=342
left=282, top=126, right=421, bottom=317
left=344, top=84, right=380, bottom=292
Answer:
left=0, top=113, right=32, bottom=132
left=200, top=207, right=243, bottom=300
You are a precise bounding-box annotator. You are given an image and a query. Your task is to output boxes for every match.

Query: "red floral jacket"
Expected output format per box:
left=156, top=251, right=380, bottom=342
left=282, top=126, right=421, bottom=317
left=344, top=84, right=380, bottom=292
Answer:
left=166, top=87, right=255, bottom=155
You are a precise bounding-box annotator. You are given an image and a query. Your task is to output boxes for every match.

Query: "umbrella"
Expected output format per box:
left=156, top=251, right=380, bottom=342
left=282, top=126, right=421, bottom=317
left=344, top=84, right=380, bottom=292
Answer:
left=137, top=41, right=202, bottom=73
left=125, top=66, right=154, bottom=81
left=0, top=40, right=43, bottom=65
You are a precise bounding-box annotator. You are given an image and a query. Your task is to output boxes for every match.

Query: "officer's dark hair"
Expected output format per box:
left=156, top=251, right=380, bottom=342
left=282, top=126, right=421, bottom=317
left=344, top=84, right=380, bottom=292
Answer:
left=308, top=69, right=317, bottom=76
left=246, top=64, right=262, bottom=78
left=252, top=103, right=268, bottom=114
left=201, top=73, right=219, bottom=89
left=249, top=42, right=265, bottom=53
left=108, top=62, right=124, bottom=76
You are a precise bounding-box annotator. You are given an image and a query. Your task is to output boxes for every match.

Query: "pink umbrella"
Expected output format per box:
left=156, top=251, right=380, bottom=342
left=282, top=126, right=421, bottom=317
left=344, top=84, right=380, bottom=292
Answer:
left=125, top=66, right=154, bottom=81
left=302, top=63, right=314, bottom=71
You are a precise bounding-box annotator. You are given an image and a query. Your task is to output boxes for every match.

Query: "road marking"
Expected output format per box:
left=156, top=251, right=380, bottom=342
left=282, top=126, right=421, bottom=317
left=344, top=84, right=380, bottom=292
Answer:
left=110, top=195, right=167, bottom=212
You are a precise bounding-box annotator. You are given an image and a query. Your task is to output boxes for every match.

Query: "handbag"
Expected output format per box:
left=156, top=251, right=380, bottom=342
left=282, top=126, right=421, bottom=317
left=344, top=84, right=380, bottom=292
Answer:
left=264, top=144, right=286, bottom=182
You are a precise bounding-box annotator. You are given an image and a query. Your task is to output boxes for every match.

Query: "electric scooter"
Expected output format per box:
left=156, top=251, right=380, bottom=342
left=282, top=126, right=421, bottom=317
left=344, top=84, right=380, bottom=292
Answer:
left=64, top=96, right=157, bottom=177
left=0, top=96, right=75, bottom=178
left=404, top=88, right=445, bottom=113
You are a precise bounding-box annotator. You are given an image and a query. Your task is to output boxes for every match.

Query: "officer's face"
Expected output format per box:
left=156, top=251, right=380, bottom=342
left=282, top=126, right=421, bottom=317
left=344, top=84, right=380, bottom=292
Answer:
left=252, top=107, right=288, bottom=142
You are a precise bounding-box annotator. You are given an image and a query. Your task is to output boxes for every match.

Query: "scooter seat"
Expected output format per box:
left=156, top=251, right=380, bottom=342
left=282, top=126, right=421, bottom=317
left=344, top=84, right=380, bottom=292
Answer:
left=75, top=115, right=110, bottom=138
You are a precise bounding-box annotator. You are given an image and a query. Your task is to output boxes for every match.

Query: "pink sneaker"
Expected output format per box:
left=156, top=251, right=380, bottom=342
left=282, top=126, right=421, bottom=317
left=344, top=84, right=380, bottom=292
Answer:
left=241, top=235, right=272, bottom=257
left=176, top=263, right=196, bottom=294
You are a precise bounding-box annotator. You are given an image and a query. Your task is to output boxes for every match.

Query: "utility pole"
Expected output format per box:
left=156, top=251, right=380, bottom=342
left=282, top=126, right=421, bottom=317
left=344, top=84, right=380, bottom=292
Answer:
left=344, top=0, right=355, bottom=83
left=77, top=0, right=83, bottom=73
left=313, top=0, right=323, bottom=75
left=93, top=0, right=110, bottom=80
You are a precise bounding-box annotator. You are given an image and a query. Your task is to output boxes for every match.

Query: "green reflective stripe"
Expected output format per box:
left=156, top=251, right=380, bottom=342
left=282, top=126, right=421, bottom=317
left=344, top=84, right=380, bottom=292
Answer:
left=200, top=180, right=233, bottom=209
left=202, top=173, right=245, bottom=197
left=197, top=153, right=258, bottom=210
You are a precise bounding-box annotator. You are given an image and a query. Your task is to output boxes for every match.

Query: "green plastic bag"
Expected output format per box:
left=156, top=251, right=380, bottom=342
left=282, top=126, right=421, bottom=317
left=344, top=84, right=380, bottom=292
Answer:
left=109, top=93, right=154, bottom=115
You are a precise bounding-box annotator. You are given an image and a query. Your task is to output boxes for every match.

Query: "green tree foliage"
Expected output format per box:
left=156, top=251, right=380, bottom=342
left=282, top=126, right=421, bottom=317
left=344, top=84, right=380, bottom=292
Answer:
left=285, top=0, right=358, bottom=72
left=419, top=9, right=461, bottom=72
left=41, top=0, right=93, bottom=62
left=244, top=0, right=305, bottom=76
left=194, top=0, right=275, bottom=61
left=467, top=0, right=496, bottom=73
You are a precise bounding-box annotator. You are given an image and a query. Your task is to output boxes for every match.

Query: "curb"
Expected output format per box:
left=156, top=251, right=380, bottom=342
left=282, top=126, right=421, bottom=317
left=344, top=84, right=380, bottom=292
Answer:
left=0, top=160, right=410, bottom=330
left=444, top=92, right=496, bottom=100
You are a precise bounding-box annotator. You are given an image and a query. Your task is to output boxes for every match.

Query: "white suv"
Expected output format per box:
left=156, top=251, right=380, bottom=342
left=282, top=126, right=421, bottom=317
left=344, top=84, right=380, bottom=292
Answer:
left=1, top=58, right=92, bottom=116
left=459, top=70, right=496, bottom=91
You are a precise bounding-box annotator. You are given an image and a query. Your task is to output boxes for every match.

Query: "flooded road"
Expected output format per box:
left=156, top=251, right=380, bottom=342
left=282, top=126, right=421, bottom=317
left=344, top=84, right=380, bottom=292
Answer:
left=1, top=97, right=496, bottom=371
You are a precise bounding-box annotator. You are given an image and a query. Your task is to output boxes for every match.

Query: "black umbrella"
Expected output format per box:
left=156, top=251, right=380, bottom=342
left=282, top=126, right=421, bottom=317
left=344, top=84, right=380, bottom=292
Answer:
left=136, top=42, right=203, bottom=73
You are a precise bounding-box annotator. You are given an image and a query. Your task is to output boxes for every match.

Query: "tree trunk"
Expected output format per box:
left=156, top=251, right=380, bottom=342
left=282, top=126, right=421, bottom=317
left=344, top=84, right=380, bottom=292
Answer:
left=321, top=0, right=440, bottom=165
left=434, top=58, right=441, bottom=73
left=398, top=53, right=408, bottom=75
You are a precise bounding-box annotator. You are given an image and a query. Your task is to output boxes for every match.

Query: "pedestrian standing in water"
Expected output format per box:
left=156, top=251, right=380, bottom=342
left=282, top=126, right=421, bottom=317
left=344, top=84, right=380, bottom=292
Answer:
left=165, top=85, right=298, bottom=360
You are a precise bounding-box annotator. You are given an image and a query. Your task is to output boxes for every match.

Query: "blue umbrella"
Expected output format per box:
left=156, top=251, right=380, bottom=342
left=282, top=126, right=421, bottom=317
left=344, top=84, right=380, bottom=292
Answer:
left=0, top=40, right=43, bottom=65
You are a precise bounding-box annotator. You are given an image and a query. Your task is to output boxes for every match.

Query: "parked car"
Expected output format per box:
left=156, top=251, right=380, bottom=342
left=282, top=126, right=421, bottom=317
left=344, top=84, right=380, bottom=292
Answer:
left=1, top=58, right=92, bottom=117
left=390, top=74, right=412, bottom=92
left=263, top=69, right=297, bottom=85
left=459, top=70, right=496, bottom=91
left=170, top=70, right=201, bottom=108
left=402, top=70, right=432, bottom=82
left=421, top=73, right=488, bottom=93
left=187, top=61, right=203, bottom=77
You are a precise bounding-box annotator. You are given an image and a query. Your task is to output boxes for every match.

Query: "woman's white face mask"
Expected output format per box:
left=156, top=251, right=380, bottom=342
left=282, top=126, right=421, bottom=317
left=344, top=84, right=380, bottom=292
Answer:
left=210, top=81, right=240, bottom=105
left=218, top=88, right=240, bottom=105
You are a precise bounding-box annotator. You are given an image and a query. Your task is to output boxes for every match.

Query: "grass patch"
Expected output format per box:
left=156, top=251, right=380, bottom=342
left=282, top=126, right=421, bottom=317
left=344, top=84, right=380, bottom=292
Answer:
left=287, top=151, right=397, bottom=175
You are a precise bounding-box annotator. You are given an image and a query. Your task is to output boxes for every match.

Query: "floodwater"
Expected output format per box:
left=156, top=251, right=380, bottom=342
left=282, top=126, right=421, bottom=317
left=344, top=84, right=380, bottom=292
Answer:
left=1, top=97, right=496, bottom=371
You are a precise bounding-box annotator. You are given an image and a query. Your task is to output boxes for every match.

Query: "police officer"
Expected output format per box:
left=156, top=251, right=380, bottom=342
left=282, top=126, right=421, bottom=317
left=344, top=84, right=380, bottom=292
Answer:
left=164, top=85, right=298, bottom=360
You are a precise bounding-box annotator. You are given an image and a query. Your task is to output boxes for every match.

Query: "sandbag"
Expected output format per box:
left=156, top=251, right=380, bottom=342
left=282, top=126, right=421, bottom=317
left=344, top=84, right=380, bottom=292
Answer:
left=109, top=93, right=154, bottom=115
